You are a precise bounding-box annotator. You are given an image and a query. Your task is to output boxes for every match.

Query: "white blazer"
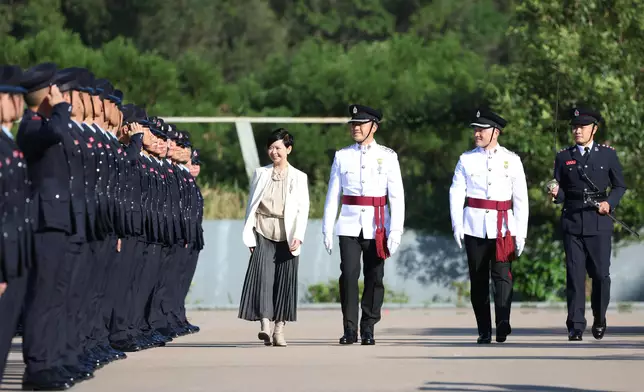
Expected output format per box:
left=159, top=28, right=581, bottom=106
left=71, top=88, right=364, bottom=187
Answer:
left=242, top=164, right=310, bottom=256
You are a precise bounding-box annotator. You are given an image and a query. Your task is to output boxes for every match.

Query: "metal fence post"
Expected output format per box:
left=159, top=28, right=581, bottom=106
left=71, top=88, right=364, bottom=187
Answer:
left=234, top=120, right=261, bottom=181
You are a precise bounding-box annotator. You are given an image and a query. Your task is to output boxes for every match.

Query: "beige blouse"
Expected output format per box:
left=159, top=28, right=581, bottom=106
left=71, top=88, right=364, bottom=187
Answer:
left=255, top=167, right=288, bottom=242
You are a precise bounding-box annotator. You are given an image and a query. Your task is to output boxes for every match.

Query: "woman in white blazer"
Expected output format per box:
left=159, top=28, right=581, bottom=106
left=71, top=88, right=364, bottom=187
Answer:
left=238, top=129, right=310, bottom=346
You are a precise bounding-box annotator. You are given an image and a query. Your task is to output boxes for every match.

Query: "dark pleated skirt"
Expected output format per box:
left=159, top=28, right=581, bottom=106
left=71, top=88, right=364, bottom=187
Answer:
left=238, top=231, right=299, bottom=322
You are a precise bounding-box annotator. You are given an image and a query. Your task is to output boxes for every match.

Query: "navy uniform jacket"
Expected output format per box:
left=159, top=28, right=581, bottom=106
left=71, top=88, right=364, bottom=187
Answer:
left=553, top=143, right=627, bottom=235
left=74, top=122, right=100, bottom=241
left=64, top=123, right=88, bottom=244
left=17, top=105, right=74, bottom=234
left=122, top=134, right=144, bottom=238
left=82, top=123, right=111, bottom=237
left=139, top=154, right=152, bottom=241
left=0, top=130, right=33, bottom=282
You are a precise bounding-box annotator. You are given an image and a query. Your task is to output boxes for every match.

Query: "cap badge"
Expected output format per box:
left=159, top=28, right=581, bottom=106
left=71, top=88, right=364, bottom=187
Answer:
left=476, top=110, right=480, bottom=118
left=504, top=161, right=509, bottom=169
left=353, top=106, right=358, bottom=114
left=574, top=109, right=579, bottom=117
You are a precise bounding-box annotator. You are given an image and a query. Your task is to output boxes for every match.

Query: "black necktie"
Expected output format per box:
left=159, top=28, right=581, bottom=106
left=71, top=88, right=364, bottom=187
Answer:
left=582, top=146, right=591, bottom=164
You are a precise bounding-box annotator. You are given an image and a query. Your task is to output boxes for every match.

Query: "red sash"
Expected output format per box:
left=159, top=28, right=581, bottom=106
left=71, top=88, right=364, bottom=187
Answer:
left=467, top=198, right=516, bottom=262
left=342, top=195, right=390, bottom=260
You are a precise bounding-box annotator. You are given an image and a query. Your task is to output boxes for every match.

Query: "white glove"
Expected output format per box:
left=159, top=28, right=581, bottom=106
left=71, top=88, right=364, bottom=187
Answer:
left=453, top=227, right=464, bottom=249
left=516, top=237, right=525, bottom=257
left=323, top=234, right=333, bottom=255
left=387, top=231, right=402, bottom=256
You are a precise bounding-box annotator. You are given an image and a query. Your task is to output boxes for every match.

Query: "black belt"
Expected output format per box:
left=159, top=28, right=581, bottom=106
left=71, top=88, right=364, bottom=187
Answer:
left=566, top=190, right=607, bottom=201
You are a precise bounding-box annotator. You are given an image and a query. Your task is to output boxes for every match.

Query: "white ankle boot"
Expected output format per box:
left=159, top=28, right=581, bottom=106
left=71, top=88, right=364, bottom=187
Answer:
left=258, top=318, right=272, bottom=346
left=272, top=321, right=287, bottom=347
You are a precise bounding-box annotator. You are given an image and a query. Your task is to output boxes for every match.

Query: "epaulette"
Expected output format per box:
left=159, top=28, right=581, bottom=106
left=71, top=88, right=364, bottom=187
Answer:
left=557, top=146, right=573, bottom=154
left=378, top=145, right=396, bottom=154
left=339, top=145, right=353, bottom=151
left=500, top=146, right=518, bottom=157
left=599, top=144, right=615, bottom=151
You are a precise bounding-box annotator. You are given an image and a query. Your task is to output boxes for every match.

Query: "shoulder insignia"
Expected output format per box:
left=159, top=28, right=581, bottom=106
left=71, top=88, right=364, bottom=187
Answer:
left=378, top=145, right=396, bottom=154
left=557, top=146, right=574, bottom=155
left=600, top=144, right=615, bottom=151
left=500, top=146, right=518, bottom=157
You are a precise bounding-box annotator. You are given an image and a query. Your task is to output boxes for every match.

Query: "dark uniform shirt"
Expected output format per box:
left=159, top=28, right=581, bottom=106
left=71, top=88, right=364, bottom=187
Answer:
left=554, top=143, right=627, bottom=235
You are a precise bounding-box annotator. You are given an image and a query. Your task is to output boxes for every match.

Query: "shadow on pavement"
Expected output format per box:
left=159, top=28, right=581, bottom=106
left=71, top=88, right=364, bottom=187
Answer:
left=381, top=353, right=644, bottom=361
left=418, top=381, right=613, bottom=392
left=383, top=326, right=644, bottom=337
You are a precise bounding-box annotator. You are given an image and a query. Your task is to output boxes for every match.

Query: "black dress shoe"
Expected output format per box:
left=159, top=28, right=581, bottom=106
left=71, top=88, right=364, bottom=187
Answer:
left=592, top=320, right=606, bottom=340
left=339, top=331, right=358, bottom=345
left=496, top=321, right=512, bottom=343
left=22, top=369, right=74, bottom=391
left=157, top=327, right=180, bottom=339
left=477, top=332, right=492, bottom=344
left=361, top=333, right=375, bottom=345
left=568, top=330, right=583, bottom=341
left=62, top=365, right=93, bottom=382
left=111, top=339, right=142, bottom=352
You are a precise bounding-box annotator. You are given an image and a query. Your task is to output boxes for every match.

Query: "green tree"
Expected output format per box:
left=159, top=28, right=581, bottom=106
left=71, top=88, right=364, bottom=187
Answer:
left=491, top=0, right=644, bottom=299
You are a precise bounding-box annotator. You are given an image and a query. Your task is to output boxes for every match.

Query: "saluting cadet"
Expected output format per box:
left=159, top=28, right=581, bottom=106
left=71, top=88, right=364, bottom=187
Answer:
left=549, top=106, right=627, bottom=341
left=17, top=62, right=79, bottom=390
left=449, top=109, right=529, bottom=344
left=322, top=104, right=405, bottom=346
left=0, top=65, right=31, bottom=384
left=47, top=68, right=97, bottom=382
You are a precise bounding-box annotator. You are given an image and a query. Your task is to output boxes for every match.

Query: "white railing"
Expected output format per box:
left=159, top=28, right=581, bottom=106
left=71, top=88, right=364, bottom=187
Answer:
left=162, top=117, right=350, bottom=180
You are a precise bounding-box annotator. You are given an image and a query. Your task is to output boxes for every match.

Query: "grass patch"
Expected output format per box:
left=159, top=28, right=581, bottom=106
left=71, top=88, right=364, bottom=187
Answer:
left=200, top=180, right=330, bottom=220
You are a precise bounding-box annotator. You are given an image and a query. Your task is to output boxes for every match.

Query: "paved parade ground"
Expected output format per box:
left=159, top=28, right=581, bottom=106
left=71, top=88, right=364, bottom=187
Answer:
left=2, top=307, right=643, bottom=392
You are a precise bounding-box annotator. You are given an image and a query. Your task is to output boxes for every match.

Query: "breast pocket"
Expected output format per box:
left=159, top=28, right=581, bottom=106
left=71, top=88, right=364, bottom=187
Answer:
left=369, top=167, right=388, bottom=188
left=591, top=163, right=609, bottom=189
left=468, top=170, right=488, bottom=189
left=341, top=167, right=361, bottom=187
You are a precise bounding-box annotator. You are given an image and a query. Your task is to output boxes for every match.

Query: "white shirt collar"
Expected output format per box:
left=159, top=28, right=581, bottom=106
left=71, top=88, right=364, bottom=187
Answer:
left=577, top=141, right=594, bottom=155
left=355, top=139, right=378, bottom=151
left=476, top=144, right=502, bottom=155
left=1, top=126, right=13, bottom=140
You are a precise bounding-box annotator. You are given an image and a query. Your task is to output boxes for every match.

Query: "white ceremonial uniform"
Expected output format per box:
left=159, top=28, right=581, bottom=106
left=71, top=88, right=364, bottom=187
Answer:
left=322, top=140, right=405, bottom=252
left=449, top=145, right=529, bottom=244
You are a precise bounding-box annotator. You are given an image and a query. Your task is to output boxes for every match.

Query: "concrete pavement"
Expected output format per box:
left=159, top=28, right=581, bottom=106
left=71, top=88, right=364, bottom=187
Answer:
left=2, top=308, right=643, bottom=392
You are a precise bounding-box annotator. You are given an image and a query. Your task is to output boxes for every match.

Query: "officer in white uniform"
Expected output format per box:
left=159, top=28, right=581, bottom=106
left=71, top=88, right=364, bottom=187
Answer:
left=449, top=109, right=529, bottom=344
left=322, top=104, right=405, bottom=345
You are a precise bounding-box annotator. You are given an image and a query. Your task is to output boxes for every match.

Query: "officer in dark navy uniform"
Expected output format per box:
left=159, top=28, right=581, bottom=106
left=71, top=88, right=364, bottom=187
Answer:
left=0, top=64, right=31, bottom=385
left=550, top=106, right=627, bottom=341
left=17, top=62, right=78, bottom=390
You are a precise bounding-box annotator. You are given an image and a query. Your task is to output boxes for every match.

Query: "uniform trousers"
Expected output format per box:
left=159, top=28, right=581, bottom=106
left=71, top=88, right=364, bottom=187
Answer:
left=0, top=273, right=29, bottom=383
left=563, top=232, right=611, bottom=331
left=163, top=244, right=188, bottom=329
left=338, top=230, right=384, bottom=335
left=131, top=242, right=160, bottom=337
left=148, top=244, right=176, bottom=331
left=22, top=230, right=70, bottom=374
left=464, top=234, right=513, bottom=336
left=176, top=248, right=200, bottom=325
left=76, top=240, right=101, bottom=352
left=61, top=241, right=91, bottom=366
left=107, top=237, right=138, bottom=342
left=84, top=236, right=116, bottom=350
left=109, top=238, right=146, bottom=342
